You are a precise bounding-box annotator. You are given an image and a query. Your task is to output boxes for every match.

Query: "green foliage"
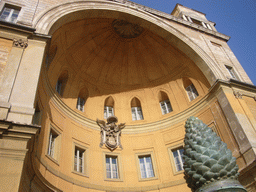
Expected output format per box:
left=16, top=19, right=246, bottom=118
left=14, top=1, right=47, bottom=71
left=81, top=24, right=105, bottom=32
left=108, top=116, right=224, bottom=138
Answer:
left=183, top=117, right=239, bottom=191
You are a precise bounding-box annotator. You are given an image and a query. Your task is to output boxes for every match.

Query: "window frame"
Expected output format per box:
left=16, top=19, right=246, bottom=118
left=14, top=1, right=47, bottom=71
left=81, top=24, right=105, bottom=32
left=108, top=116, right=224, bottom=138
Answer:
left=72, top=142, right=89, bottom=177
left=182, top=15, right=192, bottom=22
left=135, top=151, right=158, bottom=181
left=225, top=65, right=239, bottom=80
left=159, top=99, right=173, bottom=115
left=104, top=106, right=114, bottom=119
left=168, top=144, right=185, bottom=175
left=185, top=83, right=199, bottom=102
left=182, top=15, right=212, bottom=30
left=103, top=152, right=123, bottom=182
left=0, top=4, right=20, bottom=23
left=46, top=125, right=61, bottom=164
left=131, top=106, right=144, bottom=121
left=76, top=97, right=85, bottom=112
left=206, top=23, right=212, bottom=30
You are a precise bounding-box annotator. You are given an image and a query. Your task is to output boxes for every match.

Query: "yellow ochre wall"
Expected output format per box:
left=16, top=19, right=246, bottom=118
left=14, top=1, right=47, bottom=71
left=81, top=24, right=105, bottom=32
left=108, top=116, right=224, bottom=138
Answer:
left=0, top=1, right=256, bottom=192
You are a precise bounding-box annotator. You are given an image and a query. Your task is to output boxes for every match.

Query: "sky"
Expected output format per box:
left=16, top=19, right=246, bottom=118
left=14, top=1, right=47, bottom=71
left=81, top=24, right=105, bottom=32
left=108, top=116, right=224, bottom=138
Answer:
left=131, top=0, right=256, bottom=85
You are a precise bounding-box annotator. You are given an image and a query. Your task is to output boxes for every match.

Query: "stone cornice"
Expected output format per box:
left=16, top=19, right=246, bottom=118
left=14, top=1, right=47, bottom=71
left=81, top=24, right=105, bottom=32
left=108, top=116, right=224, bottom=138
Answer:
left=43, top=65, right=256, bottom=134
left=209, top=79, right=256, bottom=100
left=0, top=120, right=40, bottom=140
left=32, top=0, right=230, bottom=41
left=0, top=20, right=35, bottom=34
left=34, top=153, right=186, bottom=192
left=107, top=0, right=230, bottom=41
left=41, top=67, right=223, bottom=134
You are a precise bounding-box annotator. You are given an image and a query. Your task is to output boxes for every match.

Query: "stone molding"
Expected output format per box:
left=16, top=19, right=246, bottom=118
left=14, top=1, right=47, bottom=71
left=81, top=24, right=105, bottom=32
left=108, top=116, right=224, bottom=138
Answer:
left=34, top=154, right=186, bottom=192
left=0, top=120, right=40, bottom=139
left=107, top=0, right=229, bottom=39
left=32, top=0, right=229, bottom=41
left=31, top=0, right=228, bottom=85
left=42, top=66, right=218, bottom=134
left=44, top=74, right=256, bottom=135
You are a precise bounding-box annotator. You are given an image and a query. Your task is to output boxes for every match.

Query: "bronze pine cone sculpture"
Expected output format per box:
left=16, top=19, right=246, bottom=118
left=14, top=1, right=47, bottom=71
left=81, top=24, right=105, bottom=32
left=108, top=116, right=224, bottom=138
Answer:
left=183, top=117, right=239, bottom=191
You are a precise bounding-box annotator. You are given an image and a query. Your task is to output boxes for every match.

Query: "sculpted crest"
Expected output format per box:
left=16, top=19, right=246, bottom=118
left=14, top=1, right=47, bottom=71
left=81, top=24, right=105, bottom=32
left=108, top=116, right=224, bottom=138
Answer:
left=96, top=116, right=125, bottom=151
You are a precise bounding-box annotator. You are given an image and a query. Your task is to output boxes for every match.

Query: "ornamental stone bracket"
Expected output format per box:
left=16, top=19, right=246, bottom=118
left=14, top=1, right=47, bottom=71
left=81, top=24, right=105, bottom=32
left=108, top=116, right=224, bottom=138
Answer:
left=96, top=116, right=125, bottom=151
left=233, top=91, right=243, bottom=99
left=13, top=38, right=28, bottom=48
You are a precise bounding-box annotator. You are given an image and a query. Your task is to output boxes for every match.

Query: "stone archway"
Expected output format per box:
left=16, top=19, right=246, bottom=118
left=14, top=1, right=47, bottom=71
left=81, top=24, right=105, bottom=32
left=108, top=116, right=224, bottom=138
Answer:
left=33, top=0, right=224, bottom=85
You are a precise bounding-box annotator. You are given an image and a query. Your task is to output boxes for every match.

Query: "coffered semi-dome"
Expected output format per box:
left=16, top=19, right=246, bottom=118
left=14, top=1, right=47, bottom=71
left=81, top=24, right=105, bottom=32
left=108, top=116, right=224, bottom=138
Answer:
left=47, top=17, right=210, bottom=96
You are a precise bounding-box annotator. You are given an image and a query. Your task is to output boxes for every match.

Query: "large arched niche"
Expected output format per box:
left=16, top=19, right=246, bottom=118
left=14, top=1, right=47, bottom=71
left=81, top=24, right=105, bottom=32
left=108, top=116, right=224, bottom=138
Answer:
left=33, top=1, right=223, bottom=86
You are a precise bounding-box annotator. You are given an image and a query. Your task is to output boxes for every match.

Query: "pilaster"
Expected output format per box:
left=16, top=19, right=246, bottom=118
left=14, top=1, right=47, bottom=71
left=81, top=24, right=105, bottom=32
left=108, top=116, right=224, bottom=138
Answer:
left=215, top=81, right=256, bottom=165
left=0, top=39, right=27, bottom=119
left=7, top=38, right=47, bottom=124
left=0, top=120, right=39, bottom=192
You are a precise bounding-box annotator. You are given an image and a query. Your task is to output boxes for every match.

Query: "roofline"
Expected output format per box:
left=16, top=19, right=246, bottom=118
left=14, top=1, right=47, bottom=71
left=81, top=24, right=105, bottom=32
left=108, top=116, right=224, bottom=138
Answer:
left=171, top=3, right=206, bottom=16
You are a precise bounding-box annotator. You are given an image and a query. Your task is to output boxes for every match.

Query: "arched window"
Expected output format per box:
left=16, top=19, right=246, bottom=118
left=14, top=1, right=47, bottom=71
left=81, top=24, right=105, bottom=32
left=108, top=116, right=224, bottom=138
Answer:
left=55, top=70, right=68, bottom=96
left=76, top=88, right=88, bottom=112
left=158, top=91, right=173, bottom=115
left=131, top=97, right=143, bottom=121
left=104, top=96, right=114, bottom=119
left=183, top=78, right=198, bottom=101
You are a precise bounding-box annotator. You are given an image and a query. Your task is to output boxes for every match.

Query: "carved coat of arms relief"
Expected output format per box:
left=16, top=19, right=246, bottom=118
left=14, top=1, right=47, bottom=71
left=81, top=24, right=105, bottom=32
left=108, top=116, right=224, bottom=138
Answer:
left=96, top=116, right=125, bottom=151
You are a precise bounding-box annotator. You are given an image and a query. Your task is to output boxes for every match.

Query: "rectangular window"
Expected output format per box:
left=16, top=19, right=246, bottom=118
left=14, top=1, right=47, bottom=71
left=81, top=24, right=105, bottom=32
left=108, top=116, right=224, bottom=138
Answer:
left=160, top=100, right=173, bottom=114
left=172, top=148, right=184, bottom=172
left=182, top=15, right=192, bottom=22
left=74, top=146, right=85, bottom=173
left=190, top=18, right=208, bottom=28
left=77, top=97, right=85, bottom=112
left=225, top=65, right=239, bottom=80
left=182, top=15, right=188, bottom=21
left=186, top=84, right=199, bottom=101
left=104, top=106, right=114, bottom=119
left=0, top=5, right=20, bottom=23
left=131, top=107, right=143, bottom=121
left=138, top=155, right=154, bottom=179
left=47, top=128, right=61, bottom=163
left=106, top=155, right=119, bottom=179
left=48, top=130, right=58, bottom=158
left=207, top=23, right=212, bottom=30
left=201, top=22, right=207, bottom=28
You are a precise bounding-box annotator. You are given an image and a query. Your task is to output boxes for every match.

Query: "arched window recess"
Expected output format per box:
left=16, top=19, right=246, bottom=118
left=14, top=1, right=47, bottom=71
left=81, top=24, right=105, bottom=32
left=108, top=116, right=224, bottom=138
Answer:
left=104, top=96, right=114, bottom=119
left=183, top=78, right=199, bottom=102
left=131, top=97, right=144, bottom=121
left=76, top=88, right=88, bottom=112
left=55, top=70, right=68, bottom=96
left=158, top=91, right=173, bottom=115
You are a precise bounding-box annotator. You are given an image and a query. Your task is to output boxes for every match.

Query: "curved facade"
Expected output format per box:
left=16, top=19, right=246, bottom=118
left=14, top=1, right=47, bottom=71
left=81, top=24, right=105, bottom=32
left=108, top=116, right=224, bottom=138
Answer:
left=0, top=1, right=256, bottom=192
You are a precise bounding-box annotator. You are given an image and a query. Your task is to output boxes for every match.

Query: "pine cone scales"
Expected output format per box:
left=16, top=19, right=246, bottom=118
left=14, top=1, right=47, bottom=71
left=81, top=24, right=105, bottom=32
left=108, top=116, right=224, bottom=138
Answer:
left=183, top=117, right=239, bottom=191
